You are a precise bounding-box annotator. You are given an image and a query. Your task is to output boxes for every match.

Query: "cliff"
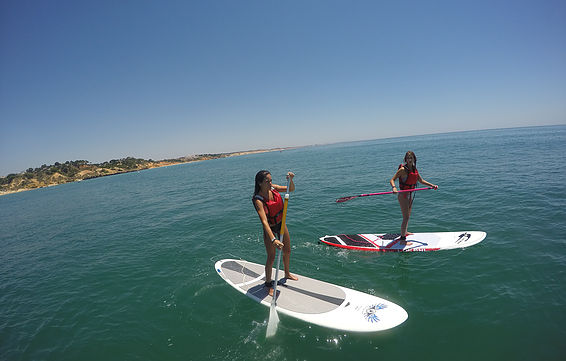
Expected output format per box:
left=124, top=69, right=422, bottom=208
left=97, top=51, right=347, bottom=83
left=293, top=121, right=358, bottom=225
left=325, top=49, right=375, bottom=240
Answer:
left=0, top=149, right=284, bottom=195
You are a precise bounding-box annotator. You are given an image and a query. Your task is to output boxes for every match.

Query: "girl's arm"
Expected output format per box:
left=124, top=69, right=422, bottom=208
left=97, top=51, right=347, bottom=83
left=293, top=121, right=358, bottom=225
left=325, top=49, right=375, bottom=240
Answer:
left=417, top=174, right=438, bottom=189
left=272, top=172, right=295, bottom=192
left=390, top=168, right=404, bottom=192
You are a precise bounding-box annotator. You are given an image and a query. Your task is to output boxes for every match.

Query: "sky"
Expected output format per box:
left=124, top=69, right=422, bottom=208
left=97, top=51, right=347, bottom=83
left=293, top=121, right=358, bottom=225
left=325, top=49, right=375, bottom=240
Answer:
left=1, top=0, right=565, bottom=176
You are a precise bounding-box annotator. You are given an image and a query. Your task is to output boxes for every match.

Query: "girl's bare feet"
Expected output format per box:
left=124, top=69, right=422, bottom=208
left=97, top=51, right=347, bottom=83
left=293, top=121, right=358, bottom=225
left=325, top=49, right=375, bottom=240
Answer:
left=264, top=280, right=274, bottom=296
left=285, top=274, right=298, bottom=281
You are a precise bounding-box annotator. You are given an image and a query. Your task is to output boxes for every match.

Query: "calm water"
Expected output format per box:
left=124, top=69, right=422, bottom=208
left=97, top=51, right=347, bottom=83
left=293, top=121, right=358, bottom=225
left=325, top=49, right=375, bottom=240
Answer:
left=1, top=126, right=565, bottom=361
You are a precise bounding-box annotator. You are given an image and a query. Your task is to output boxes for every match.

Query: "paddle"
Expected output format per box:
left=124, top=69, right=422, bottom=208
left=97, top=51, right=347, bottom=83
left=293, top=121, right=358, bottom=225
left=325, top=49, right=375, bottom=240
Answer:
left=266, top=175, right=291, bottom=338
left=336, top=186, right=433, bottom=203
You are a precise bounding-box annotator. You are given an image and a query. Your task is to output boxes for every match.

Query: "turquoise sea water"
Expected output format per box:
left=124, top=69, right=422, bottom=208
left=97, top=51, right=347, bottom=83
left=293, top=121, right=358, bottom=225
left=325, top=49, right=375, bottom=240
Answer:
left=1, top=125, right=565, bottom=361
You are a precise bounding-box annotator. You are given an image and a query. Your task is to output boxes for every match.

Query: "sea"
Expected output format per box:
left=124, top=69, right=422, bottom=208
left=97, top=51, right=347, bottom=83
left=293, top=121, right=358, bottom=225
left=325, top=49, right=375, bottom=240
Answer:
left=1, top=125, right=565, bottom=361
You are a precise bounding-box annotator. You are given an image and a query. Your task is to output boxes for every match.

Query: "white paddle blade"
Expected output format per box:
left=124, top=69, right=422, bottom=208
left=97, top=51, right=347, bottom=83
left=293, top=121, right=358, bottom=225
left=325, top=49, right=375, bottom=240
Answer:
left=266, top=304, right=279, bottom=337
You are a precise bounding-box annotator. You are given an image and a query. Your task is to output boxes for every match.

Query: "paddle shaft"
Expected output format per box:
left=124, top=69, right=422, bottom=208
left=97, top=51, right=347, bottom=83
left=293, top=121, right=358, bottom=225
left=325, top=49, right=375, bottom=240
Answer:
left=271, top=177, right=290, bottom=305
left=336, top=186, right=433, bottom=203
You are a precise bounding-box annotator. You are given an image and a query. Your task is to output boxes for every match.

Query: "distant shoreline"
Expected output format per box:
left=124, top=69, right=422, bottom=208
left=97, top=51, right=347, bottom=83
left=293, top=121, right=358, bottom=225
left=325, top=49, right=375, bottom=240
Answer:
left=0, top=147, right=290, bottom=196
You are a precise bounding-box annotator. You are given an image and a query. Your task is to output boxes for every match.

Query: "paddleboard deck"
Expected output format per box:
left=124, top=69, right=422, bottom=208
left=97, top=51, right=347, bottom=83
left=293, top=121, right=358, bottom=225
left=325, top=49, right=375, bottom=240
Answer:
left=215, top=259, right=408, bottom=332
left=320, top=231, right=486, bottom=252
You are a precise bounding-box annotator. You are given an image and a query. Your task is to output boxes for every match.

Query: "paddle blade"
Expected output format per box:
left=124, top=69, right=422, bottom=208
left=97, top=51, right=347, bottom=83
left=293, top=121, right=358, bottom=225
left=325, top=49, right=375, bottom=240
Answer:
left=336, top=196, right=357, bottom=203
left=266, top=303, right=279, bottom=338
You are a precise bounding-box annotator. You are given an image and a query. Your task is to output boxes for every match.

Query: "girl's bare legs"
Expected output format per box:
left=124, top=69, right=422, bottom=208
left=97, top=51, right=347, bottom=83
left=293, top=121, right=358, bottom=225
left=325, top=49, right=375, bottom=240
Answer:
left=263, top=234, right=276, bottom=284
left=281, top=225, right=298, bottom=281
left=263, top=226, right=297, bottom=297
left=398, top=193, right=413, bottom=240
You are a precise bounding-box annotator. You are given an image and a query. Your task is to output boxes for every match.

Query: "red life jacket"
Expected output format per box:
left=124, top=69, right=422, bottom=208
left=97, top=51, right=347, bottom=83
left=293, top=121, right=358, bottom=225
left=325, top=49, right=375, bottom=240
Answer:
left=252, top=189, right=284, bottom=226
left=398, top=164, right=419, bottom=190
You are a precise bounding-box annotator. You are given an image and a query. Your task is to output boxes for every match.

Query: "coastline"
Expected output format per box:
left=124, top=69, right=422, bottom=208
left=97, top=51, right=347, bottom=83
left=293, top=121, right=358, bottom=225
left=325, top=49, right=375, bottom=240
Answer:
left=0, top=147, right=289, bottom=197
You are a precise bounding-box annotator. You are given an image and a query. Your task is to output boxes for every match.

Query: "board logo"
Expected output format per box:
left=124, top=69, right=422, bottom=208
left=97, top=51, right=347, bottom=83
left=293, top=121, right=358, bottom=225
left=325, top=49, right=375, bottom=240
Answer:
left=363, top=303, right=388, bottom=323
left=456, top=233, right=471, bottom=244
left=399, top=240, right=428, bottom=251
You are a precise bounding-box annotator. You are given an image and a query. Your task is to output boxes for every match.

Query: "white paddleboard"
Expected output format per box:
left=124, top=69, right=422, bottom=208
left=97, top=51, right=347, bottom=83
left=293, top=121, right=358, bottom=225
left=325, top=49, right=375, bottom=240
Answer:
left=320, top=231, right=486, bottom=252
left=215, top=259, right=408, bottom=332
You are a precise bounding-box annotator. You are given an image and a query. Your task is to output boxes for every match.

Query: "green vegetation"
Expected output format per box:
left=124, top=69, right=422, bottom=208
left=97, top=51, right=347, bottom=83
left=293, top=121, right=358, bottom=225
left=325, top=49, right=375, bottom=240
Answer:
left=0, top=157, right=167, bottom=193
left=99, top=157, right=150, bottom=170
left=0, top=152, right=254, bottom=194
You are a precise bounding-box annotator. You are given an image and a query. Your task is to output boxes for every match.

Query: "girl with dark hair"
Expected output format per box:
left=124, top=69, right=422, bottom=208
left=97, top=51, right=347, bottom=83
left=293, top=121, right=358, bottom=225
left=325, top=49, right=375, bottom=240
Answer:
left=253, top=170, right=297, bottom=292
left=390, top=151, right=438, bottom=242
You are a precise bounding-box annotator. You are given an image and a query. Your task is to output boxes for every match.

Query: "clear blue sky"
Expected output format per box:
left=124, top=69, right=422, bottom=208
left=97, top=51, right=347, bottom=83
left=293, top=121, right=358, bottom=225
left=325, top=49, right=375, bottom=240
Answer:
left=1, top=0, right=565, bottom=176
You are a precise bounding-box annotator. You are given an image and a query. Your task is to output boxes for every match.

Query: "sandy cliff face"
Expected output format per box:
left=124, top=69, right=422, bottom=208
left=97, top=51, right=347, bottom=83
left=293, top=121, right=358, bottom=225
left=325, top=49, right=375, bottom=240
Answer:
left=0, top=148, right=288, bottom=196
left=0, top=164, right=154, bottom=195
left=0, top=160, right=202, bottom=195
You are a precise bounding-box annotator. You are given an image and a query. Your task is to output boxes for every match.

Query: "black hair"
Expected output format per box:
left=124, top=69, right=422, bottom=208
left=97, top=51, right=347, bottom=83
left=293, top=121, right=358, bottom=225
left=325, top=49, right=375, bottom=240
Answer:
left=254, top=170, right=271, bottom=196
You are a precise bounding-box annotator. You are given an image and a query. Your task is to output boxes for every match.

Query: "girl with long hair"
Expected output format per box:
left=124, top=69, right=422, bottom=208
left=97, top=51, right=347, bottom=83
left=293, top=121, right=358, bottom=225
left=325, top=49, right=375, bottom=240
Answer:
left=253, top=170, right=298, bottom=293
left=390, top=151, right=438, bottom=242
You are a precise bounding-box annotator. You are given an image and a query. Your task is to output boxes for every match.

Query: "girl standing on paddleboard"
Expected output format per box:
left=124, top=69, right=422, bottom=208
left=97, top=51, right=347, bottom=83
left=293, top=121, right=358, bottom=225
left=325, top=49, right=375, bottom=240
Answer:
left=253, top=170, right=298, bottom=292
left=390, top=151, right=438, bottom=243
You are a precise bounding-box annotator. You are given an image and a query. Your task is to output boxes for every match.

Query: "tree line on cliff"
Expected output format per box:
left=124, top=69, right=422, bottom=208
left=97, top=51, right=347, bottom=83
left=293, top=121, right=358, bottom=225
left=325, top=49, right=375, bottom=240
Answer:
left=0, top=154, right=234, bottom=193
left=0, top=157, right=159, bottom=191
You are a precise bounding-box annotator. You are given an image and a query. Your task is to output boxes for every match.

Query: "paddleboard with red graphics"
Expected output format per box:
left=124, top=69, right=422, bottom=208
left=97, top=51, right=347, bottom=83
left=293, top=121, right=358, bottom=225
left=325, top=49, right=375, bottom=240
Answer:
left=319, top=231, right=486, bottom=252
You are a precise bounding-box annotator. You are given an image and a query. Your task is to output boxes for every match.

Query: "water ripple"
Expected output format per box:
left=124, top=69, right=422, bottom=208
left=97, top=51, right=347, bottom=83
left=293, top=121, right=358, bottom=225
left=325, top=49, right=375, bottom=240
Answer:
left=1, top=126, right=565, bottom=360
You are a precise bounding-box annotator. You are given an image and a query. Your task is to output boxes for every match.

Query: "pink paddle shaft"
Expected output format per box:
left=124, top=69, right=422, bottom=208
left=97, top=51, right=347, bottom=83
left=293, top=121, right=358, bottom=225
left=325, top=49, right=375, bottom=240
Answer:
left=336, top=187, right=433, bottom=203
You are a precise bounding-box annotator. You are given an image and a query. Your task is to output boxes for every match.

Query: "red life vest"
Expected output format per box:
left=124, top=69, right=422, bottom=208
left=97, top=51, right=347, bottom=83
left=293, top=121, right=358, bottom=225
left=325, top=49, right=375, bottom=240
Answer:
left=398, top=164, right=419, bottom=190
left=252, top=189, right=284, bottom=226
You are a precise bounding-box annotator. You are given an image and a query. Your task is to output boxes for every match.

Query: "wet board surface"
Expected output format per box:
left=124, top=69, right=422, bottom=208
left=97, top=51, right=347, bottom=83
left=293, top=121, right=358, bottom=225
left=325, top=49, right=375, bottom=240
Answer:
left=320, top=231, right=486, bottom=252
left=215, top=259, right=408, bottom=332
